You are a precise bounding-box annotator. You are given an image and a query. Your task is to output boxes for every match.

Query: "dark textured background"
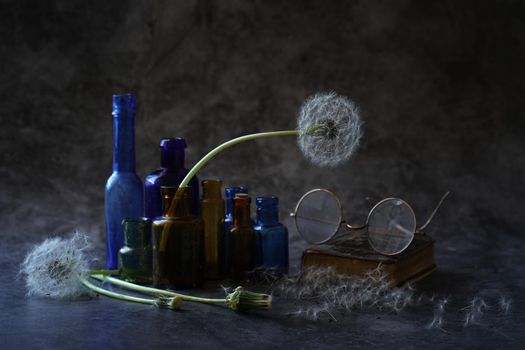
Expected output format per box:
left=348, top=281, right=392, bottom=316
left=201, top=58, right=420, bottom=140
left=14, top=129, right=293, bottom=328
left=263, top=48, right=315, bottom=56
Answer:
left=1, top=0, right=524, bottom=348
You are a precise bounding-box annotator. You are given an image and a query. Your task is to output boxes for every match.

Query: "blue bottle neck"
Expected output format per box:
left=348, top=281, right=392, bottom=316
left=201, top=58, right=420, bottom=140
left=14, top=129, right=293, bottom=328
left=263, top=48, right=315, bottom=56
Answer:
left=161, top=150, right=184, bottom=169
left=225, top=187, right=248, bottom=216
left=256, top=197, right=280, bottom=226
left=113, top=115, right=136, bottom=173
left=160, top=138, right=186, bottom=169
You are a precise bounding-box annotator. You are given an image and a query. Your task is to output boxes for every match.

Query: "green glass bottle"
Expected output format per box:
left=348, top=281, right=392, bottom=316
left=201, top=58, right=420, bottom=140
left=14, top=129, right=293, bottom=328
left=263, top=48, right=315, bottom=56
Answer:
left=228, top=193, right=256, bottom=281
left=152, top=186, right=204, bottom=289
left=118, top=217, right=152, bottom=285
left=201, top=179, right=225, bottom=280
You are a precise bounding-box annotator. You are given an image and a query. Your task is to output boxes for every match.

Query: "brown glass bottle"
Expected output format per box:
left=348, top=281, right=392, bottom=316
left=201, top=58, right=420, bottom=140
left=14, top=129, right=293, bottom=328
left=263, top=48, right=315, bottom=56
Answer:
left=152, top=186, right=204, bottom=289
left=201, top=179, right=225, bottom=280
left=228, top=193, right=256, bottom=281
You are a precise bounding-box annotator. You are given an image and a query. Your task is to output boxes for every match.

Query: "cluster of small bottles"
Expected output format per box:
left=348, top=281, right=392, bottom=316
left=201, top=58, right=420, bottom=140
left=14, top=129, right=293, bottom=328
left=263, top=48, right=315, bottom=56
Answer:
left=106, top=94, right=288, bottom=289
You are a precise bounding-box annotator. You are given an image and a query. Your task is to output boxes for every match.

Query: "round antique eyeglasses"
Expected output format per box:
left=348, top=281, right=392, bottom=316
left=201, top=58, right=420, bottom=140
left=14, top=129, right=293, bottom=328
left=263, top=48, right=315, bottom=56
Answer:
left=290, top=188, right=449, bottom=255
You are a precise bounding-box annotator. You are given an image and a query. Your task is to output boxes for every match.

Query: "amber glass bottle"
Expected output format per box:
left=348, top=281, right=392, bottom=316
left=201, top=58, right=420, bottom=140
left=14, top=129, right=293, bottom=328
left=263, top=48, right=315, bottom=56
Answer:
left=201, top=179, right=225, bottom=280
left=228, top=193, right=256, bottom=280
left=152, top=186, right=204, bottom=289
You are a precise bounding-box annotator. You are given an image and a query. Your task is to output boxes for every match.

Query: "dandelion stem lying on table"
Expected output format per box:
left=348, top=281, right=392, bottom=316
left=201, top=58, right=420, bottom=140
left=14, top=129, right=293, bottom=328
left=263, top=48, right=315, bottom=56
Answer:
left=81, top=278, right=182, bottom=310
left=90, top=274, right=225, bottom=304
left=90, top=273, right=271, bottom=311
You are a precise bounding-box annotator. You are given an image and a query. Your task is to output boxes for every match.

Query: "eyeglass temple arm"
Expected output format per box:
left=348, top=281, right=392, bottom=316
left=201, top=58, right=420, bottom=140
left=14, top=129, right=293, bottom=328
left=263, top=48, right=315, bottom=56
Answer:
left=417, top=191, right=450, bottom=232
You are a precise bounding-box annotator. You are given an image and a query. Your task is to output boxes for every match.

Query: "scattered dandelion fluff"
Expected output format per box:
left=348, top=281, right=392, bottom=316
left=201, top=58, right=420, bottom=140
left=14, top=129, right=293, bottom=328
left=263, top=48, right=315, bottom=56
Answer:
left=463, top=297, right=488, bottom=327
left=426, top=298, right=448, bottom=329
left=292, top=302, right=335, bottom=321
left=498, top=296, right=511, bottom=314
left=20, top=232, right=91, bottom=299
left=278, top=266, right=414, bottom=320
left=297, top=92, right=363, bottom=167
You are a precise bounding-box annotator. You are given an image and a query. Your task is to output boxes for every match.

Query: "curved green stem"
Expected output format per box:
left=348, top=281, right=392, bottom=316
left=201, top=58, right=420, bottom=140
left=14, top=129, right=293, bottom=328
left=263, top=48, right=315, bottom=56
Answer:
left=162, top=124, right=324, bottom=248
left=90, top=274, right=226, bottom=305
left=178, top=130, right=299, bottom=190
left=176, top=124, right=323, bottom=193
left=89, top=269, right=119, bottom=276
left=82, top=278, right=157, bottom=305
left=83, top=278, right=182, bottom=310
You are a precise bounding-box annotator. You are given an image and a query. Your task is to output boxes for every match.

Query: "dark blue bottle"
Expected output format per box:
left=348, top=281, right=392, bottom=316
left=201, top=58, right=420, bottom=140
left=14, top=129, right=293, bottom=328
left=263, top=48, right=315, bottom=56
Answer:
left=144, top=138, right=199, bottom=219
left=223, top=186, right=248, bottom=272
left=105, top=94, right=144, bottom=269
left=254, top=196, right=289, bottom=274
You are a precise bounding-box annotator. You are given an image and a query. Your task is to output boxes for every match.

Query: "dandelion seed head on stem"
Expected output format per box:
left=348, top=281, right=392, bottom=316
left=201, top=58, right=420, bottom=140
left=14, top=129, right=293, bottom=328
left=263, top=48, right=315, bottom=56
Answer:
left=20, top=232, right=91, bottom=299
left=297, top=92, right=363, bottom=167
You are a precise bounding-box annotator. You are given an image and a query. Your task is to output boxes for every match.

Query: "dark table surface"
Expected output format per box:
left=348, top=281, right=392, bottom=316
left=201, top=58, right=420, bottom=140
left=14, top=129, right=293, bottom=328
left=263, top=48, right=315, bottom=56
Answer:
left=1, top=216, right=524, bottom=349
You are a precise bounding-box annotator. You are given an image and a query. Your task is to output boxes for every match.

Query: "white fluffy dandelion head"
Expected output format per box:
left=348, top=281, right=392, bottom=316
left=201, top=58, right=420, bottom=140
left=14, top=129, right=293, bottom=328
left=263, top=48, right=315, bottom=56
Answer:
left=297, top=92, right=363, bottom=167
left=20, top=232, right=91, bottom=299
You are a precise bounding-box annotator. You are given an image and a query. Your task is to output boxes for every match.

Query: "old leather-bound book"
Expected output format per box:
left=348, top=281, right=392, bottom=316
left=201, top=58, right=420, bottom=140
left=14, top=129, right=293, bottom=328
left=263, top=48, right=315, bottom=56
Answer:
left=301, top=231, right=436, bottom=285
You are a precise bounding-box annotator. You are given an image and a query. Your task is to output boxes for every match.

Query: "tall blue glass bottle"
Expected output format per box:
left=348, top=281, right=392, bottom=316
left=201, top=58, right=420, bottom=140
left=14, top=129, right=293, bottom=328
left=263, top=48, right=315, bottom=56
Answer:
left=223, top=186, right=248, bottom=272
left=105, top=94, right=144, bottom=269
left=144, top=138, right=199, bottom=219
left=254, top=196, right=289, bottom=274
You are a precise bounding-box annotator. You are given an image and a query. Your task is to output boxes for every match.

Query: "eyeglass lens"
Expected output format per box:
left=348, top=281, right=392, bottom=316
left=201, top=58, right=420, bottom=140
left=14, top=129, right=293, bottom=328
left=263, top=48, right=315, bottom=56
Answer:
left=367, top=198, right=417, bottom=255
left=295, top=189, right=341, bottom=244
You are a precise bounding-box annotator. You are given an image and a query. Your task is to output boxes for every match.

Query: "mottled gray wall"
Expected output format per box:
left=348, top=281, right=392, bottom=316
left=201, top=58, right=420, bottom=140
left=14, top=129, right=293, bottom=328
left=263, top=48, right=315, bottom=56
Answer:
left=1, top=0, right=524, bottom=269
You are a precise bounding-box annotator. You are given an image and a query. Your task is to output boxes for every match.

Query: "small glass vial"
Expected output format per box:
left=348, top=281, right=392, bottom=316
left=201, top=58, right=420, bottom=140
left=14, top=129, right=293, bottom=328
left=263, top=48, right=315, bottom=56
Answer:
left=228, top=193, right=256, bottom=280
left=152, top=186, right=204, bottom=289
left=118, top=218, right=152, bottom=285
left=201, top=179, right=225, bottom=280
left=254, top=196, right=289, bottom=274
left=223, top=186, right=248, bottom=272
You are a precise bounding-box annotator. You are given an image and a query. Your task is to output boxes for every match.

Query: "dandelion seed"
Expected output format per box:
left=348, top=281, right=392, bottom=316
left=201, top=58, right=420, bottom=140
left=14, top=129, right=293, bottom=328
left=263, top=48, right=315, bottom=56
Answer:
left=294, top=303, right=333, bottom=321
left=427, top=298, right=448, bottom=330
left=498, top=296, right=511, bottom=314
left=463, top=297, right=489, bottom=327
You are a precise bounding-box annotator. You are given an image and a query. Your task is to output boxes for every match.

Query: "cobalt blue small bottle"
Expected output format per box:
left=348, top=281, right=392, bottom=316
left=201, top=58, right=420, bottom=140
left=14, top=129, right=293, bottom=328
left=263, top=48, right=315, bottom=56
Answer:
left=254, top=196, right=289, bottom=274
left=105, top=94, right=144, bottom=269
left=223, top=186, right=248, bottom=272
left=144, top=138, right=199, bottom=219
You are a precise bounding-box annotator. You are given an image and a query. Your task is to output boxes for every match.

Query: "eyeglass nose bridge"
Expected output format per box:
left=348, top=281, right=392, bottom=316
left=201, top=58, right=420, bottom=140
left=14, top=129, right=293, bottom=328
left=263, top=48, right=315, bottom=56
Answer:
left=342, top=221, right=367, bottom=230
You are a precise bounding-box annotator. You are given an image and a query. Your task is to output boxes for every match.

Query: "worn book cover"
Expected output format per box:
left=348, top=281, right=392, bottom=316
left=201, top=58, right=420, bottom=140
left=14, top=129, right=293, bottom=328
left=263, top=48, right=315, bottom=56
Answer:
left=301, top=231, right=436, bottom=285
